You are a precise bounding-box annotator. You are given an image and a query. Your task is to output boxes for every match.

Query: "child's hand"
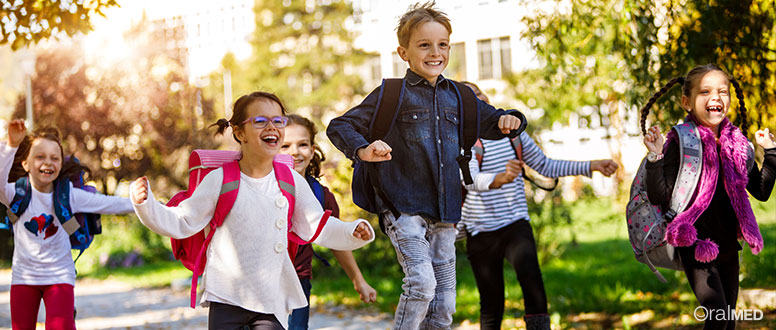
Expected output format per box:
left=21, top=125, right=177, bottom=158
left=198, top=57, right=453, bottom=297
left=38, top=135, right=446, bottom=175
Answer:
left=591, top=159, right=618, bottom=176
left=643, top=125, right=664, bottom=154
left=755, top=128, right=776, bottom=149
left=131, top=176, right=149, bottom=204
left=503, top=159, right=523, bottom=181
left=7, top=119, right=26, bottom=148
left=357, top=140, right=392, bottom=162
left=498, top=115, right=522, bottom=134
left=354, top=280, right=377, bottom=303
left=352, top=221, right=372, bottom=241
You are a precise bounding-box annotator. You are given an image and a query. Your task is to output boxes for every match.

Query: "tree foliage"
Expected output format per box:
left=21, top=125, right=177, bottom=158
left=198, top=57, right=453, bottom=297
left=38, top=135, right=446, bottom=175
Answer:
left=13, top=16, right=219, bottom=194
left=227, top=0, right=370, bottom=122
left=517, top=0, right=776, bottom=137
left=0, top=0, right=119, bottom=50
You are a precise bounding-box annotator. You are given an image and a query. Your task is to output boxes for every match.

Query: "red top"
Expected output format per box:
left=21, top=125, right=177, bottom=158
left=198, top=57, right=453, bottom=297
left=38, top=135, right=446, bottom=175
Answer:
left=293, top=185, right=340, bottom=279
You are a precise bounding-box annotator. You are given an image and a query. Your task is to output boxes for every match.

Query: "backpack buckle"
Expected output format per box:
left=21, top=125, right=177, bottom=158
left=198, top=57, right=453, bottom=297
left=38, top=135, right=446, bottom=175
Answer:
left=664, top=210, right=677, bottom=221
left=457, top=151, right=473, bottom=185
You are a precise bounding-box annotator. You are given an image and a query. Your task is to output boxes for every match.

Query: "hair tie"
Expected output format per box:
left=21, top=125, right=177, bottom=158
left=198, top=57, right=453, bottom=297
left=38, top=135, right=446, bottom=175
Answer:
left=677, top=77, right=685, bottom=85
left=217, top=118, right=231, bottom=128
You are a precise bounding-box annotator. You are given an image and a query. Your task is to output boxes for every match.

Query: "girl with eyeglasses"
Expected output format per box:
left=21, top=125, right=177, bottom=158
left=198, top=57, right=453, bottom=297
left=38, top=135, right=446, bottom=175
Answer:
left=129, top=91, right=375, bottom=330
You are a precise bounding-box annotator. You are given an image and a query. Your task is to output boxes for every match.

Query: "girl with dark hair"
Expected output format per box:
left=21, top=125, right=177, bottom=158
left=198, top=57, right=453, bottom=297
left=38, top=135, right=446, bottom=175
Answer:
left=2, top=120, right=134, bottom=330
left=280, top=114, right=377, bottom=330
left=642, top=64, right=776, bottom=330
left=129, top=92, right=375, bottom=330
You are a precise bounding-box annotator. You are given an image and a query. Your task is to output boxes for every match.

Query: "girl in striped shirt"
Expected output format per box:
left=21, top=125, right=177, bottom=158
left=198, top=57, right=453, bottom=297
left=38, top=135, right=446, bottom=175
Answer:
left=459, top=82, right=618, bottom=330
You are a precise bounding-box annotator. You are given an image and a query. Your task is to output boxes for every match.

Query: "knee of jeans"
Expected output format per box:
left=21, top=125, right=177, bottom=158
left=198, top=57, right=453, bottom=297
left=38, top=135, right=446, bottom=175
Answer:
left=405, top=272, right=436, bottom=300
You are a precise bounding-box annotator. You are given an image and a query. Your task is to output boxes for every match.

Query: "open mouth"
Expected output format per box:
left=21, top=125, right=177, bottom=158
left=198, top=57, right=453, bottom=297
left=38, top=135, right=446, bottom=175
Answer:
left=40, top=169, right=54, bottom=175
left=425, top=61, right=443, bottom=66
left=261, top=134, right=279, bottom=146
left=706, top=105, right=724, bottom=113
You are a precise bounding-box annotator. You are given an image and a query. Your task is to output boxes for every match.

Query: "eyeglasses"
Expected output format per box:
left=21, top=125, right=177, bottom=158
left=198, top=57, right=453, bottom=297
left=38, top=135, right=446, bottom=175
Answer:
left=241, top=116, right=288, bottom=129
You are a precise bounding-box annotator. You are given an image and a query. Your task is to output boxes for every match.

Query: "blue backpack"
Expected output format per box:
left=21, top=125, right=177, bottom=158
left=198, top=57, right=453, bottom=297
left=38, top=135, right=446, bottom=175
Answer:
left=0, top=156, right=102, bottom=261
left=351, top=78, right=480, bottom=222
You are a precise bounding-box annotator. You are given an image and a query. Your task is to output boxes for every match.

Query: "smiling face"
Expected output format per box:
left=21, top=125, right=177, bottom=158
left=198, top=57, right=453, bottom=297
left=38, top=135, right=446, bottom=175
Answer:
left=280, top=124, right=314, bottom=175
left=397, top=21, right=450, bottom=86
left=22, top=138, right=63, bottom=193
left=682, top=70, right=730, bottom=133
left=233, top=98, right=285, bottom=161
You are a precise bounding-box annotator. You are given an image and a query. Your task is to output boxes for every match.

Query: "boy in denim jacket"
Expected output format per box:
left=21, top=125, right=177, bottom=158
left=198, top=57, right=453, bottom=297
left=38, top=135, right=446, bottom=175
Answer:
left=326, top=3, right=526, bottom=329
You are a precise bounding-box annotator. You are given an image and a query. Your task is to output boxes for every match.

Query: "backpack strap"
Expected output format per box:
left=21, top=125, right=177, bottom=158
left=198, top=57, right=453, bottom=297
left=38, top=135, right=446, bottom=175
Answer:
left=473, top=139, right=484, bottom=169
left=6, top=177, right=32, bottom=224
left=510, top=135, right=524, bottom=161
left=364, top=78, right=404, bottom=219
left=452, top=81, right=480, bottom=185
left=667, top=121, right=702, bottom=220
left=306, top=175, right=325, bottom=207
left=273, top=154, right=296, bottom=223
left=53, top=179, right=81, bottom=237
left=188, top=160, right=241, bottom=308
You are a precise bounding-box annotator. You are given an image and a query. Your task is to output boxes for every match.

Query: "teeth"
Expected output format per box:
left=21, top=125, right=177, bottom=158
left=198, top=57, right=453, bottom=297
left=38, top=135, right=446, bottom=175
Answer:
left=426, top=61, right=442, bottom=65
left=262, top=135, right=278, bottom=143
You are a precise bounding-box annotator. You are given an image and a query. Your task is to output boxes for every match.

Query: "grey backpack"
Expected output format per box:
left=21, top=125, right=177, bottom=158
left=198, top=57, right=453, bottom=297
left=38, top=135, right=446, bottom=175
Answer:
left=626, top=121, right=702, bottom=282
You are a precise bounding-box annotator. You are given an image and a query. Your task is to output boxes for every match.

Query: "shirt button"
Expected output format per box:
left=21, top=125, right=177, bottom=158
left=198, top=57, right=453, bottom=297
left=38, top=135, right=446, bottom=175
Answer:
left=274, top=242, right=284, bottom=253
left=412, top=114, right=418, bottom=120
left=275, top=197, right=287, bottom=208
left=437, top=139, right=441, bottom=144
left=436, top=116, right=440, bottom=120
left=441, top=163, right=444, bottom=167
left=275, top=218, right=285, bottom=229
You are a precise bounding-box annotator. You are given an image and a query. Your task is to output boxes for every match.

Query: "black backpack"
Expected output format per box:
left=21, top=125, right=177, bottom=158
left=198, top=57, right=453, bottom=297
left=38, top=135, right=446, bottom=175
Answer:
left=350, top=78, right=479, bottom=222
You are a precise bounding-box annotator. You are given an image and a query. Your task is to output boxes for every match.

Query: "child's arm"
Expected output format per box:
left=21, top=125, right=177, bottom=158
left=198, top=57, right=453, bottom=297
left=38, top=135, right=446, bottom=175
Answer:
left=520, top=133, right=617, bottom=178
left=129, top=173, right=218, bottom=239
left=331, top=249, right=377, bottom=303
left=71, top=187, right=133, bottom=215
left=461, top=146, right=521, bottom=191
left=0, top=120, right=26, bottom=205
left=644, top=126, right=679, bottom=205
left=326, top=87, right=383, bottom=161
left=477, top=99, right=527, bottom=140
left=289, top=171, right=374, bottom=250
left=747, top=128, right=776, bottom=201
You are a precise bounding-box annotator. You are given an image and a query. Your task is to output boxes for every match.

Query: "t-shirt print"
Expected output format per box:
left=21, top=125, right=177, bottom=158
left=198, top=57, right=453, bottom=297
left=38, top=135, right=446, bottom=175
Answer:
left=23, top=213, right=58, bottom=239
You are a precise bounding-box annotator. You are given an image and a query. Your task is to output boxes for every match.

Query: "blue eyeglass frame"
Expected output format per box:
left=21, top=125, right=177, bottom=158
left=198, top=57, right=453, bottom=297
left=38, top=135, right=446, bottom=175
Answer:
left=241, top=116, right=289, bottom=129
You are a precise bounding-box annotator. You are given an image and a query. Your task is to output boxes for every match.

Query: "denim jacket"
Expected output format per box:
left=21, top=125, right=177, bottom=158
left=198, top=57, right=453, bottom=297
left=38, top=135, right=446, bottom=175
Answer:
left=327, top=69, right=527, bottom=223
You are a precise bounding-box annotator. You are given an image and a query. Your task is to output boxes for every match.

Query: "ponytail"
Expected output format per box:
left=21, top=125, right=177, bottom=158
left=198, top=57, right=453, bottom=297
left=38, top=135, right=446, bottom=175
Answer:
left=730, top=78, right=749, bottom=137
left=639, top=77, right=685, bottom=135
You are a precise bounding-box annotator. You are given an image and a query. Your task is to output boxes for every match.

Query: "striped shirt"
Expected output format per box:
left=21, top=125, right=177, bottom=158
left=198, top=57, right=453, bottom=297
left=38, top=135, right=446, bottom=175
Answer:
left=461, top=132, right=591, bottom=236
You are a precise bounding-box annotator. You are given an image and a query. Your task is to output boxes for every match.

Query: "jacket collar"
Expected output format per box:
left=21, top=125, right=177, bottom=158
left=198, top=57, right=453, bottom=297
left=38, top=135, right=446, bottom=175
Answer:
left=405, top=69, right=448, bottom=87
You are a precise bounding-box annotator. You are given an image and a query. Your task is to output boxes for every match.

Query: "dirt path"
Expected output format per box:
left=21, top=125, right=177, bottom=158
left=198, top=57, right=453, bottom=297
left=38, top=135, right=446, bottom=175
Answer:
left=0, top=270, right=397, bottom=330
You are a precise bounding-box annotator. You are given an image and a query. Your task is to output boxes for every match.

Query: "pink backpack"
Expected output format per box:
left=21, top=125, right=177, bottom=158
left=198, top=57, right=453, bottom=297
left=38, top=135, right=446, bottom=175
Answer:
left=168, top=150, right=331, bottom=308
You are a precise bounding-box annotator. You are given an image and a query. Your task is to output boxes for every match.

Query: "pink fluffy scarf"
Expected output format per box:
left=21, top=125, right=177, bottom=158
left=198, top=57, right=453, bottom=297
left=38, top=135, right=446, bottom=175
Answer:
left=663, top=115, right=763, bottom=263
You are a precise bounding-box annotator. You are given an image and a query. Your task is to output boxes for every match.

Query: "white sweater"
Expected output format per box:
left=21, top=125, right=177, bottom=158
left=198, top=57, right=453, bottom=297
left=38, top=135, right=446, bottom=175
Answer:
left=0, top=143, right=134, bottom=286
left=131, top=167, right=374, bottom=329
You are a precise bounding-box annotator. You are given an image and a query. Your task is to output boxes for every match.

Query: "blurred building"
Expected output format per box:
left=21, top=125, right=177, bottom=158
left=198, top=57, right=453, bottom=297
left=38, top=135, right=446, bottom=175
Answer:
left=141, top=0, right=255, bottom=80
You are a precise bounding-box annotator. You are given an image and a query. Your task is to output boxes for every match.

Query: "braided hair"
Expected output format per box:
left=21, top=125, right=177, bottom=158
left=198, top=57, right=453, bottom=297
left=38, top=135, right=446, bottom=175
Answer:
left=639, top=77, right=684, bottom=135
left=639, top=64, right=749, bottom=137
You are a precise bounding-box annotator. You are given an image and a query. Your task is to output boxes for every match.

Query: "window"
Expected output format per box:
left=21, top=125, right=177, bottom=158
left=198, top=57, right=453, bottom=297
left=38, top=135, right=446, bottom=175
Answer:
left=444, top=42, right=466, bottom=80
left=367, top=54, right=382, bottom=86
left=500, top=37, right=512, bottom=77
left=478, top=39, right=493, bottom=80
left=392, top=52, right=408, bottom=77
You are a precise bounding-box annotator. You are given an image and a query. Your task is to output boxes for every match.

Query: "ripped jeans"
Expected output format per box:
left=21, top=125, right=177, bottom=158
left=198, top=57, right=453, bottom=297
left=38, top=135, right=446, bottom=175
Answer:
left=383, top=212, right=457, bottom=330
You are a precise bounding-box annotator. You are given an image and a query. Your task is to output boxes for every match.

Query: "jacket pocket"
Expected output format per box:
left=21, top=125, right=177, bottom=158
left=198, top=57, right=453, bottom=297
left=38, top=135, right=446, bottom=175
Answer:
left=443, top=108, right=459, bottom=143
left=400, top=109, right=431, bottom=142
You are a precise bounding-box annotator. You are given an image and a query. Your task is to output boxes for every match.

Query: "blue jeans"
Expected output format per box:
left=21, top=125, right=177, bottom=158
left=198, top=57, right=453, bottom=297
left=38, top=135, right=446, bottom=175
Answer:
left=383, top=213, right=457, bottom=330
left=287, top=278, right=312, bottom=330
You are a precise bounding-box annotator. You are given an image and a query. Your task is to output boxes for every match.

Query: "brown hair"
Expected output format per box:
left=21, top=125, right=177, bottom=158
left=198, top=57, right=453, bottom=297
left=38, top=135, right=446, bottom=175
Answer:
left=396, top=1, right=451, bottom=48
left=211, top=91, right=288, bottom=143
left=286, top=114, right=326, bottom=178
left=9, top=126, right=90, bottom=183
left=639, top=64, right=748, bottom=136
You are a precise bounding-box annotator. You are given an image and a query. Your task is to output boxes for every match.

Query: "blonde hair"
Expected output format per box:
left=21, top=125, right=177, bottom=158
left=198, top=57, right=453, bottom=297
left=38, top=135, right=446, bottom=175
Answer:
left=396, top=1, right=451, bottom=48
